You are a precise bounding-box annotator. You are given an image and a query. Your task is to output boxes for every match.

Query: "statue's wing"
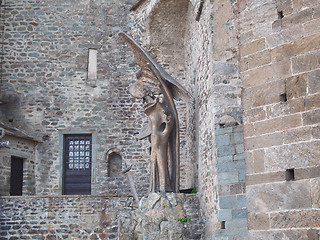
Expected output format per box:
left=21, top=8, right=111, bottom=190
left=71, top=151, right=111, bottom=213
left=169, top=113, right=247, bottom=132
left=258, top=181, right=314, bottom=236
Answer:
left=119, top=32, right=193, bottom=102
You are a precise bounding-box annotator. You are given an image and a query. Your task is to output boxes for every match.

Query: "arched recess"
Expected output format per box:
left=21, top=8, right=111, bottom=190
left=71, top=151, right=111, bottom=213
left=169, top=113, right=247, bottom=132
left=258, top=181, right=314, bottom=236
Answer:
left=143, top=0, right=196, bottom=190
left=106, top=150, right=122, bottom=178
left=144, top=0, right=194, bottom=79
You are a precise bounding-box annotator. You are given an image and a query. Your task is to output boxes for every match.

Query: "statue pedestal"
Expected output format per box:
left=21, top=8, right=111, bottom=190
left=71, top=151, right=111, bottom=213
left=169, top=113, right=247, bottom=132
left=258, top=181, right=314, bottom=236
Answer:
left=119, top=193, right=204, bottom=240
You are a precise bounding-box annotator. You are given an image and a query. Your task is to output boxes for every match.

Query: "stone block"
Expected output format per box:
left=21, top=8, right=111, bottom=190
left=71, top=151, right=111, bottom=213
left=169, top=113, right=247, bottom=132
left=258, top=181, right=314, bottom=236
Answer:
left=303, top=18, right=320, bottom=36
left=293, top=0, right=319, bottom=12
left=247, top=212, right=270, bottom=230
left=292, top=50, right=320, bottom=74
left=233, top=153, right=245, bottom=161
left=295, top=166, right=320, bottom=180
left=244, top=107, right=266, bottom=123
left=247, top=181, right=312, bottom=212
left=219, top=196, right=237, bottom=209
left=286, top=73, right=307, bottom=100
left=232, top=209, right=247, bottom=219
left=225, top=219, right=248, bottom=230
left=218, top=209, right=232, bottom=221
left=312, top=125, right=320, bottom=139
left=273, top=8, right=313, bottom=30
left=217, top=146, right=236, bottom=157
left=240, top=38, right=266, bottom=57
left=276, top=0, right=293, bottom=15
left=305, top=93, right=320, bottom=110
left=217, top=161, right=245, bottom=173
left=270, top=209, right=320, bottom=229
left=245, top=132, right=283, bottom=151
left=246, top=49, right=271, bottom=70
left=254, top=114, right=302, bottom=135
left=307, top=69, right=320, bottom=94
left=230, top=183, right=246, bottom=195
left=284, top=126, right=312, bottom=144
left=246, top=171, right=286, bottom=185
left=218, top=172, right=239, bottom=185
left=243, top=123, right=254, bottom=138
left=236, top=195, right=247, bottom=208
left=215, top=126, right=233, bottom=136
left=242, top=60, right=291, bottom=88
left=216, top=135, right=231, bottom=147
left=243, top=80, right=285, bottom=109
left=271, top=33, right=320, bottom=62
left=265, top=141, right=320, bottom=171
left=311, top=178, right=320, bottom=208
left=302, top=109, right=320, bottom=125
left=217, top=156, right=233, bottom=164
left=245, top=150, right=265, bottom=174
left=266, top=97, right=304, bottom=119
left=248, top=229, right=312, bottom=239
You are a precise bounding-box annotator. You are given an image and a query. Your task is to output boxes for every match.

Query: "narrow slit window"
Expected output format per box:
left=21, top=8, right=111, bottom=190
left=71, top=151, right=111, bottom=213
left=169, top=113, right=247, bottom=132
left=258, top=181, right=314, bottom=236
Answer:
left=88, top=49, right=97, bottom=80
left=285, top=168, right=295, bottom=181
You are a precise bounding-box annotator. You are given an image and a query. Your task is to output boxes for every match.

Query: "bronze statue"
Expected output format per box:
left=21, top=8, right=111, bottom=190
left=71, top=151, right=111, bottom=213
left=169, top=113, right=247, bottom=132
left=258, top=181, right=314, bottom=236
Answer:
left=119, top=32, right=192, bottom=193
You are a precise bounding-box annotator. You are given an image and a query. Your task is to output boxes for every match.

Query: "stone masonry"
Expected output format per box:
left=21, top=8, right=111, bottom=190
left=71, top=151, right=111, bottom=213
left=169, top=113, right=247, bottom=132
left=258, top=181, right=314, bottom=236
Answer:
left=1, top=0, right=320, bottom=239
left=240, top=0, right=320, bottom=238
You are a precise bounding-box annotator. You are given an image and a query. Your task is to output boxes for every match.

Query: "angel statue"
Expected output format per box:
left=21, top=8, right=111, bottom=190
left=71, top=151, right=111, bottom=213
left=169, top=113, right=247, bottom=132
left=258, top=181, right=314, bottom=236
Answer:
left=119, top=32, right=192, bottom=193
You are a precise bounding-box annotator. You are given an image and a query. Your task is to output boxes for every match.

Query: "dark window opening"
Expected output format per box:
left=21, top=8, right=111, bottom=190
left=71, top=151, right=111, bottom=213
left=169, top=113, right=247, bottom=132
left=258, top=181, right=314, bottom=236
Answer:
left=220, top=221, right=226, bottom=229
left=278, top=10, right=284, bottom=19
left=285, top=168, right=295, bottom=181
left=63, top=134, right=92, bottom=195
left=10, top=156, right=24, bottom=196
left=280, top=93, right=287, bottom=102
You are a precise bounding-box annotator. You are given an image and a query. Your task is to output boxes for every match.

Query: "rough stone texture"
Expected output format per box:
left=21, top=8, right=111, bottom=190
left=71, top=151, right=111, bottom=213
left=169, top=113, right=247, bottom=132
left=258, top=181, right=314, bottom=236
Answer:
left=240, top=0, right=320, bottom=238
left=0, top=134, right=39, bottom=196
left=0, top=0, right=150, bottom=196
left=0, top=195, right=134, bottom=239
left=119, top=193, right=204, bottom=240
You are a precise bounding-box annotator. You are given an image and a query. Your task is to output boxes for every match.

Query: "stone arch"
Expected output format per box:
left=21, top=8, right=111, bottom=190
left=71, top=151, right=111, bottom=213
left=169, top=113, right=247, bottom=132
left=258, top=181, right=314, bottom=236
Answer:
left=144, top=0, right=194, bottom=80
left=106, top=149, right=122, bottom=177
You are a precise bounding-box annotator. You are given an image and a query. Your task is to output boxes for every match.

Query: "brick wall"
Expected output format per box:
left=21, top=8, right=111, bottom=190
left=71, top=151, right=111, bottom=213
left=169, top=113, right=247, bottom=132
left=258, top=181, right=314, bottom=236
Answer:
left=240, top=0, right=320, bottom=238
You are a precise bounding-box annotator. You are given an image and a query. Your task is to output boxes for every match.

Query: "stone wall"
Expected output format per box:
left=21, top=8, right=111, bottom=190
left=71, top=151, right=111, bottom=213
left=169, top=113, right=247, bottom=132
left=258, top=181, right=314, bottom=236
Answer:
left=239, top=0, right=320, bottom=238
left=131, top=0, right=248, bottom=238
left=0, top=134, right=38, bottom=196
left=0, top=0, right=151, bottom=196
left=0, top=195, right=134, bottom=239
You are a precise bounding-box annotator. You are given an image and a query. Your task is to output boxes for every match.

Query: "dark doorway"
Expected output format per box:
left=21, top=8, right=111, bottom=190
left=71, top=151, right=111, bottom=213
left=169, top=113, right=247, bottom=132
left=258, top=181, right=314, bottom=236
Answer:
left=63, top=134, right=92, bottom=195
left=10, top=156, right=24, bottom=196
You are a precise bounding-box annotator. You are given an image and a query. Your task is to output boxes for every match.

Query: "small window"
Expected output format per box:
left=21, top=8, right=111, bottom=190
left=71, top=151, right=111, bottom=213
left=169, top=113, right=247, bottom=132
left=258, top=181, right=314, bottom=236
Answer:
left=63, top=134, right=92, bottom=195
left=108, top=152, right=122, bottom=177
left=10, top=156, right=24, bottom=196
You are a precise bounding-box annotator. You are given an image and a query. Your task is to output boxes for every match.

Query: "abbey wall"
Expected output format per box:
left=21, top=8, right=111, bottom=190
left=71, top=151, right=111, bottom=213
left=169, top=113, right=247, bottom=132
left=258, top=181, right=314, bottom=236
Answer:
left=0, top=0, right=319, bottom=239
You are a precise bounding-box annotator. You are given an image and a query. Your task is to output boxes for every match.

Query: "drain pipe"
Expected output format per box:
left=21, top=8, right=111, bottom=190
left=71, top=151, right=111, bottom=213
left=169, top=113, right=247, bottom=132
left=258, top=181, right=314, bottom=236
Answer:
left=0, top=127, right=10, bottom=147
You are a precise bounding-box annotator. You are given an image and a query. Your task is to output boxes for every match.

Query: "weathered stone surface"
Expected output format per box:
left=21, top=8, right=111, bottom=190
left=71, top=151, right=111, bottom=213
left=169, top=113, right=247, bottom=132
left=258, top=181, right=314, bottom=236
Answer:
left=254, top=114, right=302, bottom=135
left=292, top=50, right=320, bottom=74
left=120, top=193, right=204, bottom=240
left=246, top=171, right=286, bottom=185
left=240, top=38, right=266, bottom=57
left=265, top=141, right=320, bottom=171
left=286, top=74, right=307, bottom=100
left=243, top=80, right=285, bottom=109
left=311, top=178, right=320, bottom=208
left=247, top=212, right=270, bottom=230
left=247, top=181, right=312, bottom=212
left=245, top=132, right=283, bottom=150
left=270, top=209, right=320, bottom=229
